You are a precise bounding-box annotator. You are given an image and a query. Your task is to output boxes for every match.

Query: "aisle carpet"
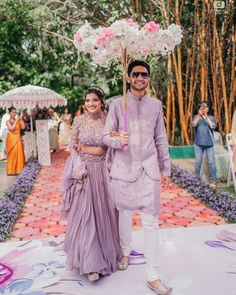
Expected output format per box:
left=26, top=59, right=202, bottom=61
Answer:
left=1, top=224, right=236, bottom=295
left=11, top=149, right=226, bottom=241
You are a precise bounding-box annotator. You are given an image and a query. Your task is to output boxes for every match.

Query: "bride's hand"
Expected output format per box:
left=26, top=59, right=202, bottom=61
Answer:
left=109, top=131, right=120, bottom=137
left=119, top=131, right=128, bottom=146
left=70, top=148, right=77, bottom=155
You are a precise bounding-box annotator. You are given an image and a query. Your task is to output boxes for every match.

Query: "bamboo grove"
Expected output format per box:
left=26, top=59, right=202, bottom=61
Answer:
left=152, top=0, right=235, bottom=145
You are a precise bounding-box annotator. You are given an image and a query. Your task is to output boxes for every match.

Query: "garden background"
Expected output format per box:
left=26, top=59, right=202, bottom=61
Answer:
left=0, top=0, right=235, bottom=145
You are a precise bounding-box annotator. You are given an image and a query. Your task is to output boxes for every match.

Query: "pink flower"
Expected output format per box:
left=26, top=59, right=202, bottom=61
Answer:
left=126, top=18, right=138, bottom=27
left=143, top=49, right=154, bottom=54
left=74, top=31, right=82, bottom=43
left=143, top=21, right=160, bottom=33
left=96, top=28, right=113, bottom=45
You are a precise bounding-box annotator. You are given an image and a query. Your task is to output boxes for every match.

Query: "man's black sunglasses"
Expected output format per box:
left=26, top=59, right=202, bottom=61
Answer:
left=131, top=72, right=150, bottom=79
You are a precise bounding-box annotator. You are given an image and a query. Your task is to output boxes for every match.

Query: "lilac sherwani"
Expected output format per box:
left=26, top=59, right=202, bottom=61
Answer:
left=103, top=91, right=171, bottom=215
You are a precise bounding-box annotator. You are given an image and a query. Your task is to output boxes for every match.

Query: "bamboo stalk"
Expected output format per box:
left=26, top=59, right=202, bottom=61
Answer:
left=166, top=57, right=172, bottom=140
left=122, top=48, right=128, bottom=110
left=171, top=81, right=176, bottom=145
left=229, top=26, right=236, bottom=121
left=213, top=17, right=230, bottom=132
left=211, top=18, right=220, bottom=127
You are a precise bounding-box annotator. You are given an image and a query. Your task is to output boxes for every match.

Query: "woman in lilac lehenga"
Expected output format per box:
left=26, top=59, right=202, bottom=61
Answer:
left=61, top=87, right=121, bottom=282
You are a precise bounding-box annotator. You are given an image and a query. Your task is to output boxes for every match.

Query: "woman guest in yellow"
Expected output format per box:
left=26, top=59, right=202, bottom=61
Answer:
left=6, top=107, right=25, bottom=175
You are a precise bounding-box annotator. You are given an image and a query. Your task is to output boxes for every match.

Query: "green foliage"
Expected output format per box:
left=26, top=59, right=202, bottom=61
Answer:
left=0, top=0, right=169, bottom=115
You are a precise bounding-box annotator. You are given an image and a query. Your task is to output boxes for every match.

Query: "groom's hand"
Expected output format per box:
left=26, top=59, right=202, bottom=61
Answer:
left=119, top=131, right=128, bottom=146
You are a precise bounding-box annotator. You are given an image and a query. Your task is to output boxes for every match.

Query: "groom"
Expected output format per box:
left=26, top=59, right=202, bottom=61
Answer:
left=103, top=60, right=172, bottom=295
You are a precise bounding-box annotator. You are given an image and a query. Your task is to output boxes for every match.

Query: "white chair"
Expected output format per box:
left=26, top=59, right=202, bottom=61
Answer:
left=226, top=133, right=236, bottom=191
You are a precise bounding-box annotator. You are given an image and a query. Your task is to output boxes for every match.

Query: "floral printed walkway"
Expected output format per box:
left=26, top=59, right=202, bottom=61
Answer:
left=11, top=149, right=226, bottom=241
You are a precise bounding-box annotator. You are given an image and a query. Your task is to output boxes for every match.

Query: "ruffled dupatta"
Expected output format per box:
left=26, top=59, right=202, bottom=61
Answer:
left=60, top=153, right=87, bottom=217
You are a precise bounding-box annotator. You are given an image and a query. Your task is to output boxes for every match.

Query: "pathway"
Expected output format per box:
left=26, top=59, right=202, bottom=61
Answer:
left=10, top=149, right=226, bottom=241
left=0, top=160, right=16, bottom=199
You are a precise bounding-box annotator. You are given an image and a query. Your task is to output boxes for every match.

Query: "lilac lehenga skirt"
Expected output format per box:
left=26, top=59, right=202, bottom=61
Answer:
left=61, top=153, right=122, bottom=275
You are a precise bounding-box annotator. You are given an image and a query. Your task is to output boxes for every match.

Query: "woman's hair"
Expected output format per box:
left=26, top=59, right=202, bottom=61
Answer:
left=8, top=106, right=16, bottom=113
left=84, top=86, right=105, bottom=111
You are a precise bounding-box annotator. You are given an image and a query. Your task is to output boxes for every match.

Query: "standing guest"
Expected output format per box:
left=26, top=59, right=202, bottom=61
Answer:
left=75, top=104, right=85, bottom=116
left=59, top=107, right=72, bottom=146
left=36, top=107, right=48, bottom=121
left=48, top=107, right=60, bottom=152
left=0, top=109, right=10, bottom=160
left=61, top=86, right=121, bottom=282
left=192, top=101, right=217, bottom=187
left=103, top=60, right=172, bottom=295
left=6, top=107, right=25, bottom=175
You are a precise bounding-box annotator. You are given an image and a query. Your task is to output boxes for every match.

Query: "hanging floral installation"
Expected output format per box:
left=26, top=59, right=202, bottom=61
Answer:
left=73, top=19, right=182, bottom=67
left=73, top=19, right=183, bottom=150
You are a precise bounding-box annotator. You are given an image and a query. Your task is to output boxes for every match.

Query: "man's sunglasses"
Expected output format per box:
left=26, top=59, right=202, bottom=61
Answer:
left=131, top=72, right=150, bottom=79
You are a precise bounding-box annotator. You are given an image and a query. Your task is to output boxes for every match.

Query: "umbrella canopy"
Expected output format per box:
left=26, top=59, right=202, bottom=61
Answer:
left=0, top=84, right=67, bottom=110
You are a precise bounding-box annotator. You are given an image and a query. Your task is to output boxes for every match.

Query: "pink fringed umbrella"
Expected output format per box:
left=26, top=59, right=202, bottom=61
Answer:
left=0, top=84, right=67, bottom=110
left=74, top=19, right=183, bottom=150
left=0, top=85, right=67, bottom=156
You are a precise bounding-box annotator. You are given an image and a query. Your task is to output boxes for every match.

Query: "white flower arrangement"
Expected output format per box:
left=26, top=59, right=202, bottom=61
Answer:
left=73, top=19, right=183, bottom=67
left=73, top=19, right=183, bottom=150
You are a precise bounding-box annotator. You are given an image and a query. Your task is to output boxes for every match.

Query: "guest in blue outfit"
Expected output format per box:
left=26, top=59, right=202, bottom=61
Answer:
left=192, top=101, right=217, bottom=187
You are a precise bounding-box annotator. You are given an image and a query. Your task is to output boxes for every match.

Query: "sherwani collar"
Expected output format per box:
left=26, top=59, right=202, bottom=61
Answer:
left=127, top=90, right=148, bottom=102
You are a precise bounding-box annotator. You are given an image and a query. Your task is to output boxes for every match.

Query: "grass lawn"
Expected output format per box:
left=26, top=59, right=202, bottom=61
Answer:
left=216, top=186, right=236, bottom=198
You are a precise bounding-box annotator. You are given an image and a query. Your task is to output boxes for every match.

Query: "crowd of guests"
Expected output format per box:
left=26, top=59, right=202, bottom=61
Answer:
left=0, top=106, right=75, bottom=175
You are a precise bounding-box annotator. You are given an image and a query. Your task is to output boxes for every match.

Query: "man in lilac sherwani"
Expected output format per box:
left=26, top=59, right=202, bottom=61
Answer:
left=103, top=60, right=172, bottom=295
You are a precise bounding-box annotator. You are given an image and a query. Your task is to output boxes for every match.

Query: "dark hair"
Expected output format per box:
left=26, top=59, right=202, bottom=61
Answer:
left=8, top=107, right=16, bottom=112
left=77, top=105, right=84, bottom=115
left=127, top=60, right=150, bottom=77
left=84, top=86, right=105, bottom=111
left=198, top=101, right=209, bottom=109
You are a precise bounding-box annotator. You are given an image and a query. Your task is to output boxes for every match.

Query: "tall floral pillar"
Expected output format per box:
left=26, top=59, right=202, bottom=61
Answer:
left=36, top=120, right=51, bottom=165
left=23, top=132, right=37, bottom=161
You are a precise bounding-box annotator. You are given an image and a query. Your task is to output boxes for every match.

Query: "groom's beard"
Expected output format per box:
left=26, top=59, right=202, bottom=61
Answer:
left=129, top=81, right=148, bottom=92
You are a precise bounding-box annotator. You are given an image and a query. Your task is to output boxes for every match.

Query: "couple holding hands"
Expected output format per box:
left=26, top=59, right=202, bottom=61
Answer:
left=61, top=60, right=172, bottom=295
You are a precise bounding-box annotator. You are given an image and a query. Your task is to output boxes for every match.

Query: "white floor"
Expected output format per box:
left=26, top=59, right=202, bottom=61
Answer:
left=0, top=224, right=236, bottom=295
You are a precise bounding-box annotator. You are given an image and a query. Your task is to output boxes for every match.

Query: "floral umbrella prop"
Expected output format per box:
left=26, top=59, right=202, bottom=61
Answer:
left=0, top=85, right=67, bottom=157
left=74, top=19, right=183, bottom=150
left=0, top=84, right=67, bottom=110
